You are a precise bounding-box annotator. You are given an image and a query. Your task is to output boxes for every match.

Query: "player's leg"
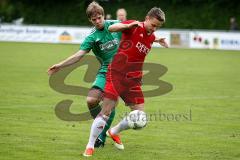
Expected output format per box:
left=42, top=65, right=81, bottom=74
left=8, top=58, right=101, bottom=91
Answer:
left=111, top=84, right=145, bottom=134
left=107, top=103, right=144, bottom=150
left=89, top=73, right=117, bottom=147
left=108, top=85, right=145, bottom=149
left=110, top=103, right=144, bottom=134
left=87, top=72, right=107, bottom=118
left=83, top=77, right=119, bottom=156
left=95, top=102, right=117, bottom=147
left=87, top=87, right=103, bottom=118
left=83, top=98, right=117, bottom=156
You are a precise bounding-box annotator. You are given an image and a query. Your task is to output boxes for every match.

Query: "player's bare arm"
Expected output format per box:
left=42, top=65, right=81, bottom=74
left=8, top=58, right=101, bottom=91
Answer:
left=108, top=21, right=140, bottom=32
left=154, top=37, right=169, bottom=48
left=47, top=50, right=89, bottom=75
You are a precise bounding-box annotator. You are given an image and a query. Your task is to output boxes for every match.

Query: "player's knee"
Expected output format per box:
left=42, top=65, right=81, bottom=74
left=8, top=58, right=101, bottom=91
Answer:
left=100, top=107, right=112, bottom=117
left=86, top=97, right=100, bottom=108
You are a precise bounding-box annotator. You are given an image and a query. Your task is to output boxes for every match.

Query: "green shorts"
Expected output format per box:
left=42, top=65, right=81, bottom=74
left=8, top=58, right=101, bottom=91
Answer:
left=92, top=72, right=106, bottom=91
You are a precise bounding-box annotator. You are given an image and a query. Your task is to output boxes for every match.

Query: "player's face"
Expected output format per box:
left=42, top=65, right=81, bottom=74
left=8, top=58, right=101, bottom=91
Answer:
left=89, top=14, right=104, bottom=29
left=117, top=11, right=127, bottom=21
left=144, top=16, right=163, bottom=34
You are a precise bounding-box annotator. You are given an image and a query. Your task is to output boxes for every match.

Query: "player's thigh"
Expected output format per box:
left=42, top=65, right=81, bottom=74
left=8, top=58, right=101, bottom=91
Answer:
left=121, top=85, right=144, bottom=107
left=92, top=72, right=106, bottom=91
left=104, top=77, right=120, bottom=102
left=87, top=72, right=106, bottom=104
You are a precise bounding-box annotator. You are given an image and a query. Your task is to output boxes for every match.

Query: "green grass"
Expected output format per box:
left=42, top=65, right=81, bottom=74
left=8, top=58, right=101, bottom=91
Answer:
left=0, top=42, right=239, bottom=160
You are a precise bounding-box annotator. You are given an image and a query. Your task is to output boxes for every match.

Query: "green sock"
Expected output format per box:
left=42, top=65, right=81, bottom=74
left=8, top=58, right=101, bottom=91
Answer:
left=89, top=104, right=101, bottom=119
left=98, top=109, right=116, bottom=142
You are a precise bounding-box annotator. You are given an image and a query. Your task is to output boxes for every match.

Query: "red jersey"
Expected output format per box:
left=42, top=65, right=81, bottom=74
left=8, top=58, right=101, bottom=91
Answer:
left=105, top=20, right=155, bottom=104
left=110, top=20, right=156, bottom=80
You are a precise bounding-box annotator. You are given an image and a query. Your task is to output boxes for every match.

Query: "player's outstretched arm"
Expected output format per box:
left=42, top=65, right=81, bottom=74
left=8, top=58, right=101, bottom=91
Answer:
left=108, top=21, right=140, bottom=32
left=154, top=38, right=169, bottom=48
left=47, top=50, right=89, bottom=75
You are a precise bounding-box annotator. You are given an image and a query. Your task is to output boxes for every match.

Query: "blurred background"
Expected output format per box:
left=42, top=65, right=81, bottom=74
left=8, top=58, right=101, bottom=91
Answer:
left=0, top=0, right=239, bottom=30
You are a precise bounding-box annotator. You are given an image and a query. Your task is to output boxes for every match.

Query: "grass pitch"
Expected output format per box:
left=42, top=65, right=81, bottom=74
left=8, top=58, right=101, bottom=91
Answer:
left=0, top=42, right=239, bottom=160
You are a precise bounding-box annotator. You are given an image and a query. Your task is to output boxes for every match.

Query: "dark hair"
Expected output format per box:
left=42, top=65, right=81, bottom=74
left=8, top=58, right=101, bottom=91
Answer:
left=86, top=1, right=104, bottom=19
left=147, top=7, right=165, bottom=23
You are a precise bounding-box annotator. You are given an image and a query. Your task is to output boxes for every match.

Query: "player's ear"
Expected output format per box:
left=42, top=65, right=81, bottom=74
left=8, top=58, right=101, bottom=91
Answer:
left=145, top=16, right=150, bottom=21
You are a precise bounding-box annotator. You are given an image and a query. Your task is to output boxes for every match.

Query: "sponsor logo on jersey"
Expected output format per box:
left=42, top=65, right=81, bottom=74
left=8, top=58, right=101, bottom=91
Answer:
left=100, top=38, right=119, bottom=51
left=136, top=42, right=150, bottom=54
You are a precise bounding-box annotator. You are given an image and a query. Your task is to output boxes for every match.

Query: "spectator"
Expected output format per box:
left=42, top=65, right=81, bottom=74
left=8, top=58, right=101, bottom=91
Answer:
left=116, top=8, right=127, bottom=21
left=229, top=17, right=238, bottom=31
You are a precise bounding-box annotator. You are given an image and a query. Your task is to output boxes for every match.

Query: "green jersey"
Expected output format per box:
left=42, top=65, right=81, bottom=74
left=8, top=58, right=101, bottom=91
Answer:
left=80, top=20, right=122, bottom=73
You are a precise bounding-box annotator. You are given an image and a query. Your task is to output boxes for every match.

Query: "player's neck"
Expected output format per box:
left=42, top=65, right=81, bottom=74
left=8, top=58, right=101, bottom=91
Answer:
left=98, top=27, right=104, bottom=31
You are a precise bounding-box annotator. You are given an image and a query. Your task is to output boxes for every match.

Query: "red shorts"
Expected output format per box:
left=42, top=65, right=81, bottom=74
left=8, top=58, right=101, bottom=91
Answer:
left=104, top=71, right=144, bottom=105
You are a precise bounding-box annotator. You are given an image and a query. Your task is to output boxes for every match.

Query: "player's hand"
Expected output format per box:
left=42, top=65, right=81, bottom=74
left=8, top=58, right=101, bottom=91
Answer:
left=47, top=64, right=61, bottom=75
left=128, top=21, right=140, bottom=29
left=157, top=38, right=169, bottom=48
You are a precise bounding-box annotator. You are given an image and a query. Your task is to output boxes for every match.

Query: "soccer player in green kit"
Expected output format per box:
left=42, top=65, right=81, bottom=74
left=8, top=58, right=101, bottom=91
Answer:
left=47, top=1, right=120, bottom=147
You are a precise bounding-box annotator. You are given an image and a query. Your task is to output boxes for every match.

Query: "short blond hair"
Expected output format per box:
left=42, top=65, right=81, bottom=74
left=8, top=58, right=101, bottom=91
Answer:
left=116, top=8, right=127, bottom=15
left=147, top=7, right=165, bottom=23
left=86, top=1, right=104, bottom=19
left=116, top=8, right=127, bottom=21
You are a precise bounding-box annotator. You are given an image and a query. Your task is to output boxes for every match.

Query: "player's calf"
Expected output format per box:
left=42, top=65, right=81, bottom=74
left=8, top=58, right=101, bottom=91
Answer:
left=87, top=88, right=103, bottom=118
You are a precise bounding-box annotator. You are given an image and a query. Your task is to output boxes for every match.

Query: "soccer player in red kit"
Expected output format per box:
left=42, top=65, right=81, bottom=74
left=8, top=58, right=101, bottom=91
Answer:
left=83, top=7, right=168, bottom=157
